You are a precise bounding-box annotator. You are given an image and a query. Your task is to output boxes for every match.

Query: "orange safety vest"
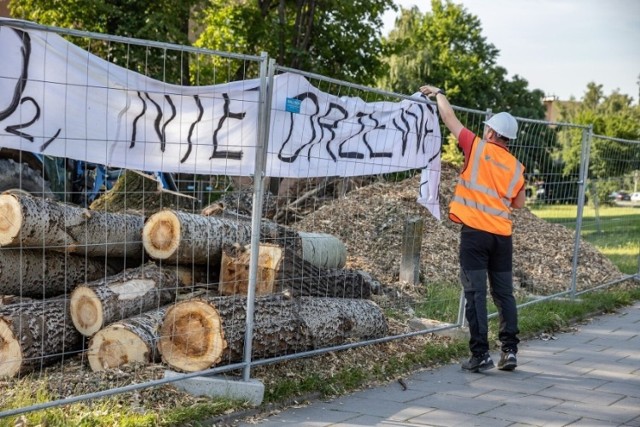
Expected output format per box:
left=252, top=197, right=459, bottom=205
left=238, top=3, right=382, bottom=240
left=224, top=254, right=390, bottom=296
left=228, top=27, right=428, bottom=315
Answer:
left=449, top=137, right=525, bottom=236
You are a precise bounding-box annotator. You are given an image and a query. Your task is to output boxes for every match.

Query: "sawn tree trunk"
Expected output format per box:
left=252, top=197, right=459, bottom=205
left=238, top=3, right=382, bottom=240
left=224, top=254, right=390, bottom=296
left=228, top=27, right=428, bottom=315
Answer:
left=158, top=294, right=388, bottom=372
left=220, top=244, right=380, bottom=298
left=0, top=193, right=145, bottom=259
left=87, top=306, right=168, bottom=371
left=0, top=297, right=82, bottom=378
left=0, top=249, right=112, bottom=298
left=69, top=263, right=186, bottom=337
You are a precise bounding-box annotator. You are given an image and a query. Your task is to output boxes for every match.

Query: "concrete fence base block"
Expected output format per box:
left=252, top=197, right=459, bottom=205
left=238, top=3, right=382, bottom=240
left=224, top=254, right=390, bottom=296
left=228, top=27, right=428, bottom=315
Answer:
left=164, top=371, right=265, bottom=406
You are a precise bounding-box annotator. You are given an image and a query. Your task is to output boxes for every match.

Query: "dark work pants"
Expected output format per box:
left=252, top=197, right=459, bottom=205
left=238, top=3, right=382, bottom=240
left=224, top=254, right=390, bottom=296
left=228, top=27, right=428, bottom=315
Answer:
left=459, top=225, right=519, bottom=356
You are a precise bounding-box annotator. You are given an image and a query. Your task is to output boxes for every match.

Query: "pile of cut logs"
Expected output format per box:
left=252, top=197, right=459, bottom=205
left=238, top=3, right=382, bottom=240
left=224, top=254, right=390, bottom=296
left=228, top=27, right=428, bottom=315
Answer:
left=0, top=193, right=386, bottom=378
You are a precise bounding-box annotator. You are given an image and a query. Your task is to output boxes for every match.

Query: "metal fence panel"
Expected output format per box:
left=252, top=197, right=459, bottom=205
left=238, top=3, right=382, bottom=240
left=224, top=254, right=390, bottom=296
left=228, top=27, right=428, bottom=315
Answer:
left=0, top=18, right=268, bottom=417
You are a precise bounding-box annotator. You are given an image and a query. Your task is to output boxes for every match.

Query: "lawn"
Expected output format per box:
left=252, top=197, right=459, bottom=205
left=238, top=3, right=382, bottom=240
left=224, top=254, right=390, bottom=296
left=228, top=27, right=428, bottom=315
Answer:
left=528, top=204, right=640, bottom=274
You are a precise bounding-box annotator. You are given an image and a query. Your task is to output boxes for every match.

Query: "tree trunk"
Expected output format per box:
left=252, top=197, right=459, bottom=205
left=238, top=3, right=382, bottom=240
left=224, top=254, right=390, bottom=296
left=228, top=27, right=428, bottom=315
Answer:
left=87, top=306, right=167, bottom=371
left=144, top=209, right=347, bottom=271
left=0, top=297, right=82, bottom=378
left=0, top=193, right=145, bottom=259
left=143, top=210, right=254, bottom=264
left=0, top=249, right=112, bottom=298
left=69, top=263, right=186, bottom=337
left=158, top=294, right=387, bottom=372
left=220, top=243, right=378, bottom=298
left=277, top=248, right=379, bottom=298
left=89, top=169, right=200, bottom=214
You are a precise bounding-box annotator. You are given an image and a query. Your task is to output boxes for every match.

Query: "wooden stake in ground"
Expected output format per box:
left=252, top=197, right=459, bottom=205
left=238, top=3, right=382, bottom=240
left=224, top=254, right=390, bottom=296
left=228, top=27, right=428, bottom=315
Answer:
left=0, top=249, right=112, bottom=298
left=0, top=193, right=145, bottom=258
left=70, top=263, right=184, bottom=337
left=158, top=294, right=388, bottom=372
left=0, top=298, right=83, bottom=378
left=87, top=306, right=167, bottom=371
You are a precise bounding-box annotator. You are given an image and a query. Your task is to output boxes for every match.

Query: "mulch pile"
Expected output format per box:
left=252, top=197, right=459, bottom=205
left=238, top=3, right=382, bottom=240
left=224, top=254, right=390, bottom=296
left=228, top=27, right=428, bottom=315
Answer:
left=293, top=162, right=623, bottom=297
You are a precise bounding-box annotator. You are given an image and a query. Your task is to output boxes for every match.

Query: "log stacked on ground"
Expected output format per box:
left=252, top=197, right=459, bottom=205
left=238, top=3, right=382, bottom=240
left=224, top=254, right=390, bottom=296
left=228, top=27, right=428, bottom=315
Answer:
left=87, top=306, right=168, bottom=371
left=0, top=193, right=146, bottom=259
left=0, top=298, right=82, bottom=378
left=0, top=249, right=112, bottom=298
left=142, top=210, right=254, bottom=265
left=158, top=294, right=388, bottom=372
left=143, top=209, right=348, bottom=269
left=70, top=263, right=186, bottom=337
left=220, top=243, right=379, bottom=298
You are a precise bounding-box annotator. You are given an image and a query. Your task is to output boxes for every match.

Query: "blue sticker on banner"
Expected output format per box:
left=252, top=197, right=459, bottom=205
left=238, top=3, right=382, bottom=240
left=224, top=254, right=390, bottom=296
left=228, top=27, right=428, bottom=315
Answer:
left=285, top=97, right=302, bottom=113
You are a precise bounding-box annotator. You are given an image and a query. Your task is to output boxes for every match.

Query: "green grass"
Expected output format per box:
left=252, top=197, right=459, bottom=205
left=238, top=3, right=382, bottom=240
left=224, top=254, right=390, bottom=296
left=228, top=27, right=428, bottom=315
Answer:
left=529, top=204, right=640, bottom=274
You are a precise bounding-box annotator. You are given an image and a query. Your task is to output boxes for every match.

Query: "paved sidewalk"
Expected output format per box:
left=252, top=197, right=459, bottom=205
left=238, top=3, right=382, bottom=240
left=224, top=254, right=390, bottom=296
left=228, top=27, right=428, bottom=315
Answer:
left=239, top=302, right=640, bottom=426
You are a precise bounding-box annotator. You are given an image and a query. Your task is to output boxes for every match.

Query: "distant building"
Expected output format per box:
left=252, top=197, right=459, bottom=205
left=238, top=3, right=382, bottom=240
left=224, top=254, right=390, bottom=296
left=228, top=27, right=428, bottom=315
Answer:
left=543, top=96, right=581, bottom=123
left=0, top=0, right=9, bottom=18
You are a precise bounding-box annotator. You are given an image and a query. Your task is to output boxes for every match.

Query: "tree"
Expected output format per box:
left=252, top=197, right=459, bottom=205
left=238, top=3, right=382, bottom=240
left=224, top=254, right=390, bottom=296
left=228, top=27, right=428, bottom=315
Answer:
left=379, top=0, right=550, bottom=179
left=9, top=0, right=198, bottom=84
left=379, top=0, right=545, bottom=117
left=555, top=83, right=640, bottom=203
left=194, top=0, right=395, bottom=85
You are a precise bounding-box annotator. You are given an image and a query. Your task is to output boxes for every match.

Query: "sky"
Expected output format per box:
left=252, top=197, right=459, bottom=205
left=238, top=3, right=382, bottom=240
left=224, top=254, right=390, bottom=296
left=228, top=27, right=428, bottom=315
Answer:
left=382, top=0, right=640, bottom=103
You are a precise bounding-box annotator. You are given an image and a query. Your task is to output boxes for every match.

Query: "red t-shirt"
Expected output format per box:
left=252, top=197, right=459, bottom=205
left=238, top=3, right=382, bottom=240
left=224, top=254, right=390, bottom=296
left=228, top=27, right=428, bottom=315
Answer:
left=458, top=128, right=476, bottom=164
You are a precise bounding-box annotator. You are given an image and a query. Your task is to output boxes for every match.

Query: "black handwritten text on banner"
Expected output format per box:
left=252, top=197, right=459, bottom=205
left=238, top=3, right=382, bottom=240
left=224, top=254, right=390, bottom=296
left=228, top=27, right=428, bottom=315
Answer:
left=0, top=20, right=442, bottom=218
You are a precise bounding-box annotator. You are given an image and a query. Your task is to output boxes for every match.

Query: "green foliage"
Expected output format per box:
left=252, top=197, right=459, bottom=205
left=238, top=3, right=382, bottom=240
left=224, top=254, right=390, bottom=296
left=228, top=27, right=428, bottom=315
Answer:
left=380, top=0, right=545, bottom=118
left=10, top=0, right=198, bottom=84
left=557, top=83, right=640, bottom=179
left=441, top=134, right=464, bottom=167
left=194, top=0, right=395, bottom=85
left=379, top=0, right=552, bottom=180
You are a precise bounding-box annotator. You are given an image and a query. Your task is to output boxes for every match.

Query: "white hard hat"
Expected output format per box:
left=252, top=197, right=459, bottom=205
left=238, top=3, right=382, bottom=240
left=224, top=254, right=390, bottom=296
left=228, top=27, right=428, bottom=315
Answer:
left=484, top=112, right=518, bottom=139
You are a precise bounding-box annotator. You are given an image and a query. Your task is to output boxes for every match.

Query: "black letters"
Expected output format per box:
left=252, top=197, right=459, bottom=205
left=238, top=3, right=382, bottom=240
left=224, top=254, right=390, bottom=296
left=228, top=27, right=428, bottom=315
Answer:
left=210, top=93, right=245, bottom=160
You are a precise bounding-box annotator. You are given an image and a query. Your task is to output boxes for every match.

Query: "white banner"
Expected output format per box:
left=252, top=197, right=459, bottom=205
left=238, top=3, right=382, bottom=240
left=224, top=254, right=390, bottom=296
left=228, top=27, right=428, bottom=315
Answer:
left=0, top=20, right=441, bottom=218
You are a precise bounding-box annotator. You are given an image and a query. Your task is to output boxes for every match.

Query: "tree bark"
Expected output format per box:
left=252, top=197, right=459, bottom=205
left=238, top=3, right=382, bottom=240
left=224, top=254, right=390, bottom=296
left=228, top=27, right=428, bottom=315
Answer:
left=0, top=297, right=82, bottom=378
left=277, top=252, right=380, bottom=298
left=158, top=294, right=387, bottom=372
left=69, top=263, right=185, bottom=337
left=144, top=209, right=347, bottom=271
left=142, top=210, right=255, bottom=265
left=87, top=306, right=167, bottom=371
left=0, top=193, right=145, bottom=259
left=0, top=249, right=112, bottom=298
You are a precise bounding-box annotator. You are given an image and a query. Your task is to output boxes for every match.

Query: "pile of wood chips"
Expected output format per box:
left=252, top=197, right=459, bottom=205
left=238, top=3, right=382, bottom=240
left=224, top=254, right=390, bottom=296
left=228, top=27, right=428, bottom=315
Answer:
left=293, top=162, right=623, bottom=298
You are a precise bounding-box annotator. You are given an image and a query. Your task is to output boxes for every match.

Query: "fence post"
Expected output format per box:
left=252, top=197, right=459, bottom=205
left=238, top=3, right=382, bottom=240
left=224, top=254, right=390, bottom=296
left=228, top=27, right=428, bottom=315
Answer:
left=242, top=55, right=275, bottom=382
left=569, top=125, right=593, bottom=299
left=399, top=217, right=423, bottom=284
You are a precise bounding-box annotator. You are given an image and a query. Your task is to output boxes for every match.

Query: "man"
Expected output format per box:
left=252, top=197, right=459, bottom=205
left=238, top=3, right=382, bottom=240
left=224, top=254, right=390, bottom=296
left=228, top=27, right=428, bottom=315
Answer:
left=419, top=84, right=525, bottom=373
